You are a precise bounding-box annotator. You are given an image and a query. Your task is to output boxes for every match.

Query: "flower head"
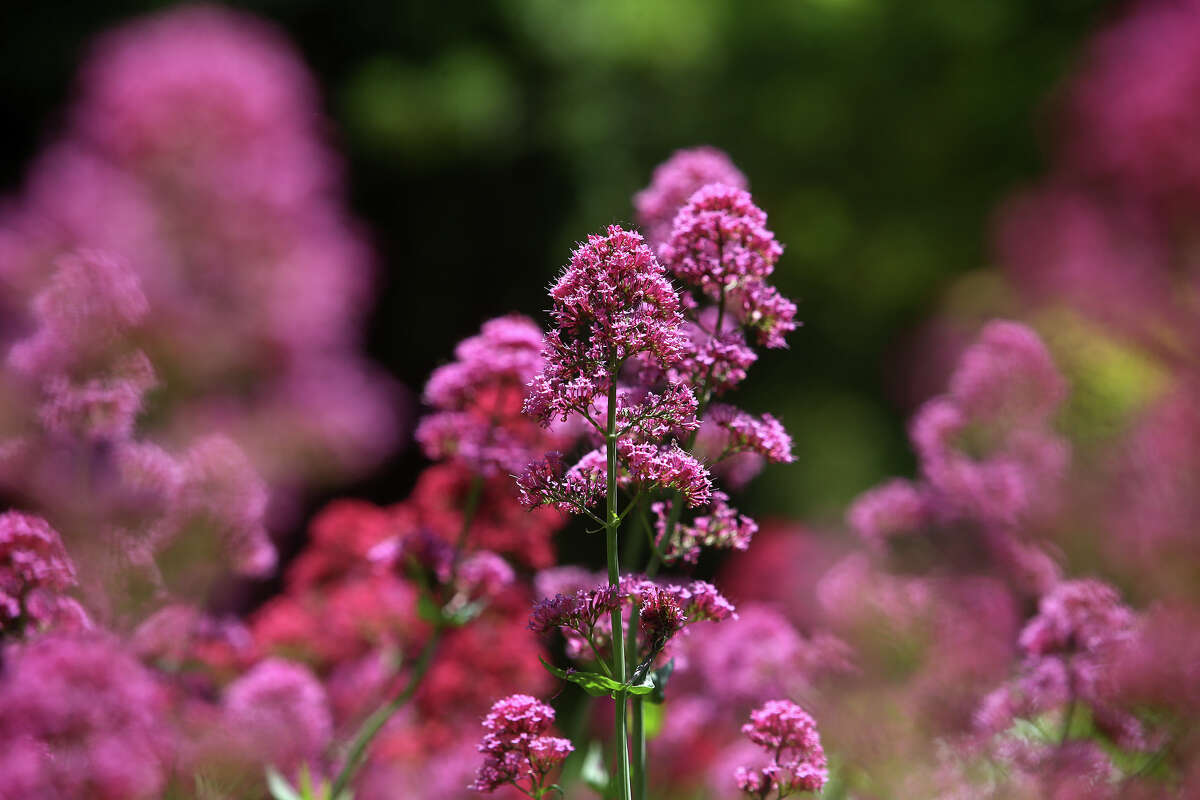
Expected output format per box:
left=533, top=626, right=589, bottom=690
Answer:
left=528, top=585, right=622, bottom=637
left=660, top=184, right=783, bottom=294
left=524, top=225, right=686, bottom=426
left=635, top=146, right=748, bottom=250
left=172, top=434, right=276, bottom=578
left=708, top=404, right=795, bottom=464
left=0, top=633, right=174, bottom=800
left=221, top=658, right=333, bottom=775
left=6, top=250, right=148, bottom=380
left=653, top=491, right=758, bottom=565
left=661, top=185, right=798, bottom=350
left=638, top=585, right=687, bottom=651
left=0, top=512, right=80, bottom=634
left=471, top=694, right=573, bottom=794
left=736, top=700, right=828, bottom=798
left=846, top=478, right=929, bottom=546
left=417, top=315, right=565, bottom=475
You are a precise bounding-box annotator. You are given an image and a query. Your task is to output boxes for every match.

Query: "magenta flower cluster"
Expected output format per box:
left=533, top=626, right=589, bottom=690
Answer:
left=529, top=576, right=736, bottom=666
left=661, top=184, right=796, bottom=350
left=417, top=315, right=568, bottom=476
left=471, top=694, right=574, bottom=796
left=634, top=146, right=748, bottom=251
left=524, top=225, right=688, bottom=426
left=0, top=512, right=86, bottom=636
left=735, top=700, right=828, bottom=798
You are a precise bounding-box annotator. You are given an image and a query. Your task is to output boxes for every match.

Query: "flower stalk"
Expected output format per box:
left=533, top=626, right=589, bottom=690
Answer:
left=605, top=378, right=633, bottom=800
left=330, top=474, right=485, bottom=796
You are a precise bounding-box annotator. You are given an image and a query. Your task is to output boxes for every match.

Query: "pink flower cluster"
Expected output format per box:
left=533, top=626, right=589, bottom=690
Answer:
left=524, top=225, right=687, bottom=425
left=707, top=404, right=795, bottom=464
left=0, top=5, right=397, bottom=568
left=471, top=694, right=573, bottom=795
left=417, top=315, right=567, bottom=476
left=976, top=580, right=1143, bottom=750
left=0, top=512, right=86, bottom=635
left=529, top=574, right=736, bottom=667
left=909, top=320, right=1068, bottom=530
left=634, top=146, right=748, bottom=250
left=661, top=184, right=796, bottom=350
left=0, top=633, right=174, bottom=800
left=653, top=491, right=758, bottom=564
left=735, top=700, right=828, bottom=798
left=517, top=224, right=718, bottom=514
left=220, top=658, right=333, bottom=776
left=846, top=321, right=1068, bottom=594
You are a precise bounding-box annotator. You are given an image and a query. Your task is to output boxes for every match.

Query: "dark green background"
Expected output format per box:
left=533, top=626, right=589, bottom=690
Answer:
left=0, top=0, right=1114, bottom=528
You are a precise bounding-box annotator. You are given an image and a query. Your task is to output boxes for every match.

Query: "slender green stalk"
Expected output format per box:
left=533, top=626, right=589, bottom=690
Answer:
left=626, top=573, right=646, bottom=800
left=630, top=697, right=646, bottom=800
left=450, top=474, right=486, bottom=569
left=329, top=474, right=485, bottom=797
left=605, top=379, right=633, bottom=800
left=330, top=629, right=441, bottom=797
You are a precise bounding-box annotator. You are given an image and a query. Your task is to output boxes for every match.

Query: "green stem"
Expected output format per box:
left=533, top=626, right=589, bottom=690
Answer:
left=605, top=379, right=633, bottom=800
left=450, top=475, right=486, bottom=575
left=330, top=473, right=485, bottom=797
left=330, top=627, right=441, bottom=797
left=627, top=587, right=646, bottom=800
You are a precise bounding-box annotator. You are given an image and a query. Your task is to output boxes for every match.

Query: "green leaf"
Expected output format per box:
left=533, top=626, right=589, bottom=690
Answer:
left=647, top=658, right=675, bottom=704
left=266, top=767, right=302, bottom=800
left=626, top=673, right=655, bottom=695
left=538, top=656, right=654, bottom=697
left=581, top=741, right=613, bottom=797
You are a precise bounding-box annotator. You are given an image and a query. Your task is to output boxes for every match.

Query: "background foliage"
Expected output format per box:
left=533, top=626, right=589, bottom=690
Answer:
left=0, top=0, right=1114, bottom=523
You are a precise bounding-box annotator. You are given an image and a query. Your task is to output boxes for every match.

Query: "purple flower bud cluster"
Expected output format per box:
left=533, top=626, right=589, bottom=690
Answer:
left=471, top=694, right=573, bottom=795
